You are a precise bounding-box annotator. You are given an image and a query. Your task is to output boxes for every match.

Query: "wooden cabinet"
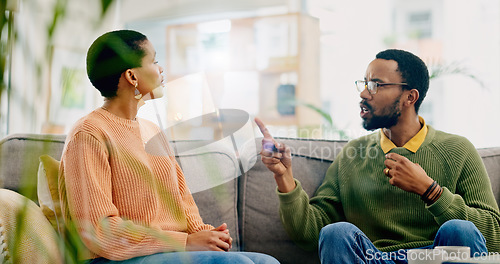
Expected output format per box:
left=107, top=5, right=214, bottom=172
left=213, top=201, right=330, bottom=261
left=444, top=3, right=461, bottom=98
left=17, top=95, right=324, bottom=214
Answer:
left=165, top=13, right=320, bottom=128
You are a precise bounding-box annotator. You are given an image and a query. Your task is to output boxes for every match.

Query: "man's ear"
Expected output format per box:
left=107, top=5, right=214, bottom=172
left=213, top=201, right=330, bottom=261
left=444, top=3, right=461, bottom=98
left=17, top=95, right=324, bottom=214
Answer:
left=123, top=69, right=137, bottom=86
left=404, top=89, right=419, bottom=107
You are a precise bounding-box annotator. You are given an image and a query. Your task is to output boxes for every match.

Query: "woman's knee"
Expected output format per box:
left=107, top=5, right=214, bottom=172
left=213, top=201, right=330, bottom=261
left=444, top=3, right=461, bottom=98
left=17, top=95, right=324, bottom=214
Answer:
left=221, top=253, right=255, bottom=264
left=145, top=251, right=255, bottom=264
left=235, top=252, right=280, bottom=264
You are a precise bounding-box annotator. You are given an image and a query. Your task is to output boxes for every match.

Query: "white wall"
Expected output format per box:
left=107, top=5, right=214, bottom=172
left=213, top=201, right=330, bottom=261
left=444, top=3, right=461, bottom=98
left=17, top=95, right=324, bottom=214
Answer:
left=434, top=0, right=500, bottom=147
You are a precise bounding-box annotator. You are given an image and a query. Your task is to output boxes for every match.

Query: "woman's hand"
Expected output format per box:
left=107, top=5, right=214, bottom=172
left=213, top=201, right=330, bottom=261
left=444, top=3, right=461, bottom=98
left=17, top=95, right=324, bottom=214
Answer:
left=212, top=223, right=232, bottom=249
left=186, top=223, right=232, bottom=252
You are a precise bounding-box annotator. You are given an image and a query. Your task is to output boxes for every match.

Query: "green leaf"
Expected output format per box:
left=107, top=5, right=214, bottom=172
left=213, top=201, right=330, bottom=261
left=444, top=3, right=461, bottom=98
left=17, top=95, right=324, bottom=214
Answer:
left=101, top=0, right=114, bottom=17
left=429, top=61, right=485, bottom=88
left=47, top=0, right=67, bottom=40
left=299, top=101, right=333, bottom=126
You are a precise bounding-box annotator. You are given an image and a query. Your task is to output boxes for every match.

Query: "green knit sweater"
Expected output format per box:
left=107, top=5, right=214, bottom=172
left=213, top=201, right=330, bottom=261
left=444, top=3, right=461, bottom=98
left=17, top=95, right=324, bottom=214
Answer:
left=278, top=126, right=500, bottom=252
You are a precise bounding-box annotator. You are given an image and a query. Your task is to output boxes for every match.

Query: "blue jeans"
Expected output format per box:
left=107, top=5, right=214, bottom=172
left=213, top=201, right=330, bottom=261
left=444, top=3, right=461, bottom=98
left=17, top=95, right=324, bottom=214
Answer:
left=318, top=220, right=487, bottom=264
left=88, top=251, right=280, bottom=264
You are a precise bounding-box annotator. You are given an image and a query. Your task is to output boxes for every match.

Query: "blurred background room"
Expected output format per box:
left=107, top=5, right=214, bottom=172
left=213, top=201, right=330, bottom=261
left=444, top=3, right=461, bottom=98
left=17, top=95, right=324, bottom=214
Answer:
left=0, top=0, right=499, bottom=148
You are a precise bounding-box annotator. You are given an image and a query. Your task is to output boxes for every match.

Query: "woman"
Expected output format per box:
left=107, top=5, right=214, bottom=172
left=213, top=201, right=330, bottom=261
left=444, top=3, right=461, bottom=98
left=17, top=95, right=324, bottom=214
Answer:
left=59, top=30, right=279, bottom=264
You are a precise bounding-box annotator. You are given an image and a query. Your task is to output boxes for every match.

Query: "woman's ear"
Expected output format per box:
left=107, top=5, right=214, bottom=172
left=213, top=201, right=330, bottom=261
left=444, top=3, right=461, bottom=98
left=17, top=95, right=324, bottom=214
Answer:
left=123, top=69, right=138, bottom=87
left=404, top=89, right=419, bottom=107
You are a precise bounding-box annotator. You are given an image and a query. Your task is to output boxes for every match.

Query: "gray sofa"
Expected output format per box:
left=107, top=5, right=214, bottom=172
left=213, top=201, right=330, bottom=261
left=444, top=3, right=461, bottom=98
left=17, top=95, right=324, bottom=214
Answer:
left=0, top=133, right=499, bottom=264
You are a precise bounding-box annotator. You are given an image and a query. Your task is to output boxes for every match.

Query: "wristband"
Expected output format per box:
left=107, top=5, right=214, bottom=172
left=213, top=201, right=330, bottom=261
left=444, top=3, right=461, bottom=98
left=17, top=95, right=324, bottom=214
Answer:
left=421, top=181, right=437, bottom=200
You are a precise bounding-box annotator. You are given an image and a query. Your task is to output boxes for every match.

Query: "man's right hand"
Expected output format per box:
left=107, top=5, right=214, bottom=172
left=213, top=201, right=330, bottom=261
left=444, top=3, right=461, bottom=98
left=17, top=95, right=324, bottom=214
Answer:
left=254, top=117, right=296, bottom=193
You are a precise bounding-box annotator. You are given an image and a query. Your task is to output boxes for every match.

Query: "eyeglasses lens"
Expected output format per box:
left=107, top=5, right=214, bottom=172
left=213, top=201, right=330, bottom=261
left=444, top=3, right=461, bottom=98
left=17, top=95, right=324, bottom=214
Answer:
left=356, top=81, right=365, bottom=92
left=367, top=81, right=376, bottom=94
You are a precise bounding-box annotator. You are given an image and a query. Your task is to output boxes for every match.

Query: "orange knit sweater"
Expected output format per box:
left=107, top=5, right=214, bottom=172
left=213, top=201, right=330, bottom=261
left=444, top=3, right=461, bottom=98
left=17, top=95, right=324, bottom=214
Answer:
left=59, top=108, right=213, bottom=261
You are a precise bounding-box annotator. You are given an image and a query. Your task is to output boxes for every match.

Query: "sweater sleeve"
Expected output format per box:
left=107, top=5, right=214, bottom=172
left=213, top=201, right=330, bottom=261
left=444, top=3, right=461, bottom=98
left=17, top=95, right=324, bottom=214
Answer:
left=277, top=155, right=346, bottom=251
left=427, top=139, right=500, bottom=252
left=62, top=132, right=189, bottom=260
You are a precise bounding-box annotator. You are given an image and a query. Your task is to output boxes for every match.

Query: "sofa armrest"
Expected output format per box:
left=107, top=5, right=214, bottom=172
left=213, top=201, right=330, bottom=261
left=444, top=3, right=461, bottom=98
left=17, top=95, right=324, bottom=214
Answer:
left=0, top=188, right=63, bottom=264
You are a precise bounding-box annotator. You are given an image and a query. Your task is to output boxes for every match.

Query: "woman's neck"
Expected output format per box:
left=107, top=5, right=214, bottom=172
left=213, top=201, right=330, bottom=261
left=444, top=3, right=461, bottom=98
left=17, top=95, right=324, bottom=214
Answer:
left=102, top=97, right=138, bottom=120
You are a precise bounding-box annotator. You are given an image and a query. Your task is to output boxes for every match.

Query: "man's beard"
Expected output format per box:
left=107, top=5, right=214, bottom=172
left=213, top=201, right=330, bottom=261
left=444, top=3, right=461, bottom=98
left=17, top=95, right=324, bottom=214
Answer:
left=362, top=98, right=401, bottom=131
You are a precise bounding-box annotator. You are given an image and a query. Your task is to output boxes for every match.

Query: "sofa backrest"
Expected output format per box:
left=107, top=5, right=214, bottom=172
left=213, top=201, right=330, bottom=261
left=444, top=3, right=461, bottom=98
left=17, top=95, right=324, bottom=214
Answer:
left=478, top=147, right=500, bottom=204
left=0, top=134, right=66, bottom=198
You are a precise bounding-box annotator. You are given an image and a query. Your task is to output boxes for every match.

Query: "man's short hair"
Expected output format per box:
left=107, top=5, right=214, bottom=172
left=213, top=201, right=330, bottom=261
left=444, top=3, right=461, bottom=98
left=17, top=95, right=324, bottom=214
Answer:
left=376, top=49, right=429, bottom=113
left=86, top=30, right=148, bottom=98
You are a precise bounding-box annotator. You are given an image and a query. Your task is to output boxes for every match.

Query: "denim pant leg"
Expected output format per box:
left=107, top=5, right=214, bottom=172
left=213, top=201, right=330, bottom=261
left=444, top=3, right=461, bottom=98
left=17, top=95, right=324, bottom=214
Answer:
left=318, top=220, right=487, bottom=264
left=237, top=252, right=281, bottom=264
left=89, top=251, right=280, bottom=264
left=392, top=219, right=487, bottom=263
left=432, top=219, right=488, bottom=258
left=319, top=222, right=400, bottom=264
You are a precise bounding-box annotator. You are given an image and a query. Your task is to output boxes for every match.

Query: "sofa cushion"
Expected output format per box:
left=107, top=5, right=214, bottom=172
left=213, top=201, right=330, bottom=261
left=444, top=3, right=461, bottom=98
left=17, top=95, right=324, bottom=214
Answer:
left=0, top=188, right=63, bottom=263
left=37, top=155, right=64, bottom=233
left=0, top=217, right=11, bottom=263
left=240, top=138, right=347, bottom=264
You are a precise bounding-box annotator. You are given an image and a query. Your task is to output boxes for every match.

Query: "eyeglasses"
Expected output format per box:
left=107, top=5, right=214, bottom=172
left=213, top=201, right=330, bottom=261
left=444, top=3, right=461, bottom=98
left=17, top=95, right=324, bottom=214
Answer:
left=355, top=80, right=408, bottom=95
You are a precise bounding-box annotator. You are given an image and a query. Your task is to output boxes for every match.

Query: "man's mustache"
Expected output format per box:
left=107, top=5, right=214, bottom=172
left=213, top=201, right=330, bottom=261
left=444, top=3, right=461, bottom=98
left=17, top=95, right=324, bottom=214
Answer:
left=360, top=101, right=373, bottom=111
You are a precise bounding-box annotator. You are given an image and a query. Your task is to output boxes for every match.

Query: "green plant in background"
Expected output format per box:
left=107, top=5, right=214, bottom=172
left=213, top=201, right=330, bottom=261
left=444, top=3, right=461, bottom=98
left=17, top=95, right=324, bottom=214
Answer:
left=428, top=61, right=484, bottom=87
left=296, top=101, right=349, bottom=140
left=3, top=0, right=116, bottom=196
left=60, top=67, right=86, bottom=108
left=0, top=0, right=115, bottom=134
left=281, top=99, right=349, bottom=140
left=0, top=0, right=15, bottom=109
left=0, top=0, right=116, bottom=263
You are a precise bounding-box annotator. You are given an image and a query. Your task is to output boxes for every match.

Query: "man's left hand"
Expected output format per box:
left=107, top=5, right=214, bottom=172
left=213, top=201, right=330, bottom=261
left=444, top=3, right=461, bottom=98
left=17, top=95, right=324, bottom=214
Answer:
left=384, top=153, right=434, bottom=195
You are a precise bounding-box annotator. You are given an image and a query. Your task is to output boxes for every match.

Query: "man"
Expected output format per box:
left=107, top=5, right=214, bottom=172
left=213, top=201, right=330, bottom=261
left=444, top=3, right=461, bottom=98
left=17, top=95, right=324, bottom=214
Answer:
left=255, top=49, right=500, bottom=263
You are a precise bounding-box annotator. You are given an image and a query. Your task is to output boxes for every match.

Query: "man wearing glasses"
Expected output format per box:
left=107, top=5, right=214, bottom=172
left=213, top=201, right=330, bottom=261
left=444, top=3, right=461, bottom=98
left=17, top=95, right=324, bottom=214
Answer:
left=255, top=49, right=500, bottom=263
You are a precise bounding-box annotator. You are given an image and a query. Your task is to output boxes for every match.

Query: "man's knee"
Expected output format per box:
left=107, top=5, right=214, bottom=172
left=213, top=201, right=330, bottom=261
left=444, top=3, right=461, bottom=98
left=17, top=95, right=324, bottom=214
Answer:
left=435, top=220, right=488, bottom=255
left=319, top=222, right=360, bottom=245
left=319, top=222, right=379, bottom=263
left=320, top=222, right=358, bottom=236
left=440, top=220, right=477, bottom=234
left=437, top=220, right=483, bottom=242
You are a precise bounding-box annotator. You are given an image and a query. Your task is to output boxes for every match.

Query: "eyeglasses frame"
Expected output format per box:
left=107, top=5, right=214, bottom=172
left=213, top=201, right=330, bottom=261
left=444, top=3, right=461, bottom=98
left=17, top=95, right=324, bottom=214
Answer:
left=355, top=80, right=409, bottom=95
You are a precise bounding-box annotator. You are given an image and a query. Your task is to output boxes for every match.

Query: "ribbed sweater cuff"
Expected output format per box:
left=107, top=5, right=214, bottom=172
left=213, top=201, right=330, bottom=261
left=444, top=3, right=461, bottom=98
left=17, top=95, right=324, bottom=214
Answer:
left=426, top=187, right=454, bottom=217
left=174, top=232, right=189, bottom=251
left=276, top=179, right=303, bottom=204
left=158, top=231, right=189, bottom=251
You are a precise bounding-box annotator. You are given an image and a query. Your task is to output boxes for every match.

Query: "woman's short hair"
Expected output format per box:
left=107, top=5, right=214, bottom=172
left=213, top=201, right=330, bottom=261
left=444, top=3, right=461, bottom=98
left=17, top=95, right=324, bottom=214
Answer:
left=86, top=30, right=148, bottom=98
